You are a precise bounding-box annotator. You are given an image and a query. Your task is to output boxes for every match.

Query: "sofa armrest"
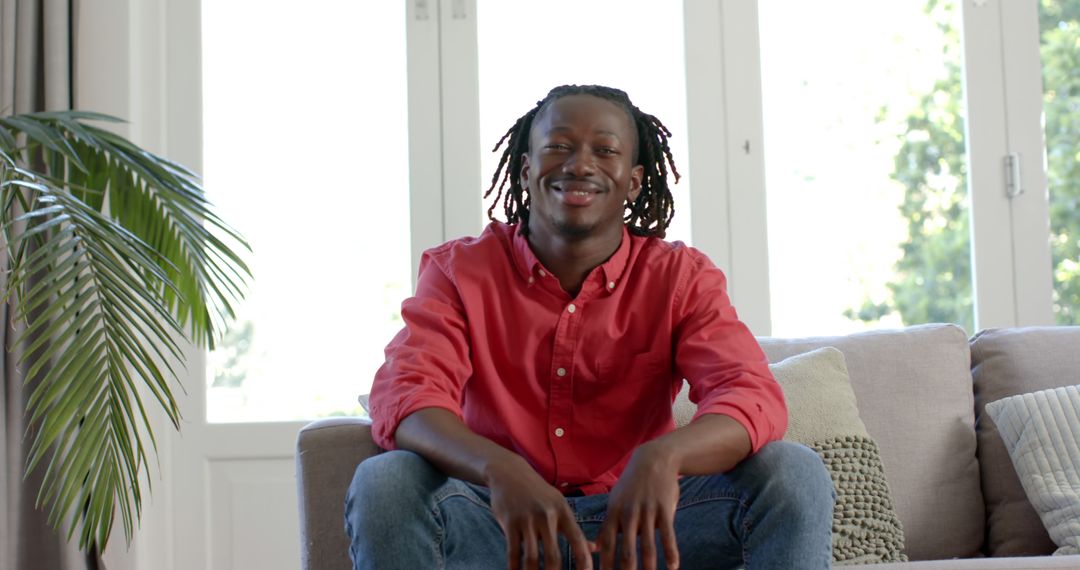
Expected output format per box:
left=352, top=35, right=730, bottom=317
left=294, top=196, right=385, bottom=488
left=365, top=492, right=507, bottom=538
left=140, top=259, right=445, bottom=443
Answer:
left=296, top=417, right=384, bottom=570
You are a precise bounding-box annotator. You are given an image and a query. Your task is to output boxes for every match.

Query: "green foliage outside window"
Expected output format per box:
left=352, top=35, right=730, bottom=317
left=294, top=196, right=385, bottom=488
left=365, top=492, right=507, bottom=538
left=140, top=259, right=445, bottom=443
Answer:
left=1042, top=0, right=1080, bottom=323
left=849, top=0, right=1080, bottom=330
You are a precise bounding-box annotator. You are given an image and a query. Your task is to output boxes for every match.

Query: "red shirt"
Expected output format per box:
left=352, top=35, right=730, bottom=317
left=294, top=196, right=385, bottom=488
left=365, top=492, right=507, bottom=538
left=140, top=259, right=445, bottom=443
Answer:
left=369, top=222, right=787, bottom=495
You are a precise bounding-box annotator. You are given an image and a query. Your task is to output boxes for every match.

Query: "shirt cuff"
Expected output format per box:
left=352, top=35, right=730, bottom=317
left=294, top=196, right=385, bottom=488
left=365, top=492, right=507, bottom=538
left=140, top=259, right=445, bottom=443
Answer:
left=692, top=401, right=785, bottom=454
left=370, top=395, right=464, bottom=451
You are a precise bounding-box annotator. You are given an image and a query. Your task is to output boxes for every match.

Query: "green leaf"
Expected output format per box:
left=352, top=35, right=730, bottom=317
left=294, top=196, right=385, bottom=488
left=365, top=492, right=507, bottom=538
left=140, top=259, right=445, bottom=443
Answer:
left=2, top=110, right=251, bottom=553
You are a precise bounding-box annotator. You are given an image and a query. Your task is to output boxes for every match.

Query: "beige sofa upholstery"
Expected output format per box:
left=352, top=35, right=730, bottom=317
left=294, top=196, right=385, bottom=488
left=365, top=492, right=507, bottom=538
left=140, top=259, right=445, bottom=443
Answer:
left=296, top=325, right=1080, bottom=569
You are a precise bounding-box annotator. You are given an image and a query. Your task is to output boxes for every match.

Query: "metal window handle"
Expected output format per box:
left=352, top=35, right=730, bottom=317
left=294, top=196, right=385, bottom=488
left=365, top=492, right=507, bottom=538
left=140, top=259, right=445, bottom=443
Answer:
left=418, top=0, right=465, bottom=21
left=1005, top=153, right=1024, bottom=198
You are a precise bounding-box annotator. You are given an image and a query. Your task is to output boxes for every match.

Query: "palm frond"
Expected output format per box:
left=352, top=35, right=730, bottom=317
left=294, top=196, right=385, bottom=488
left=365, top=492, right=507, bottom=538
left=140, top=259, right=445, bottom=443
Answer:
left=0, top=110, right=252, bottom=551
left=2, top=112, right=252, bottom=347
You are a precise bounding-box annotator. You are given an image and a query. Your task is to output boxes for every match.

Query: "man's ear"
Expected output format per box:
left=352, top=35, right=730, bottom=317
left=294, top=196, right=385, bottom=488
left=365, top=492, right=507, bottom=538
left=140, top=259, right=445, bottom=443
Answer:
left=520, top=153, right=532, bottom=190
left=628, top=164, right=644, bottom=202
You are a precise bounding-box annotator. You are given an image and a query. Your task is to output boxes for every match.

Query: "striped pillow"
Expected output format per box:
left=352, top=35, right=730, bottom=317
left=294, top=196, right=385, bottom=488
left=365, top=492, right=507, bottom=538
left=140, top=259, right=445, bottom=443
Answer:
left=985, top=385, right=1080, bottom=556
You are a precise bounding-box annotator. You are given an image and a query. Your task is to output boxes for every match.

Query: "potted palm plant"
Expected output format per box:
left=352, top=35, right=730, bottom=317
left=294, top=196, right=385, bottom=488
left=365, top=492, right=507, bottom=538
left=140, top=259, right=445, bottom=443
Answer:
left=0, top=111, right=250, bottom=556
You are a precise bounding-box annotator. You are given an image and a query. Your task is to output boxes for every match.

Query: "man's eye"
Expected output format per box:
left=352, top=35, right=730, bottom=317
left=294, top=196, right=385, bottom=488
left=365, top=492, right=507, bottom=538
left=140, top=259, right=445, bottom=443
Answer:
left=545, top=144, right=570, bottom=151
left=597, top=147, right=618, bottom=155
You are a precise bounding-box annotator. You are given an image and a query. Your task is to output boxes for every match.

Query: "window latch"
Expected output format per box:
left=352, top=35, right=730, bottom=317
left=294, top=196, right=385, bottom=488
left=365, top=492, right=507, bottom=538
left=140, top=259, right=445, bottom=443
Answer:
left=452, top=0, right=467, bottom=19
left=1005, top=152, right=1023, bottom=199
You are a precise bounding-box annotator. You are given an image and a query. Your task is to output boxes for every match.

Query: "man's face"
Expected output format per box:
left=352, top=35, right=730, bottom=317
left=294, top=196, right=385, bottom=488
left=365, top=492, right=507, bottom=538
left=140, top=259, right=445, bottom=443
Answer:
left=521, top=95, right=644, bottom=240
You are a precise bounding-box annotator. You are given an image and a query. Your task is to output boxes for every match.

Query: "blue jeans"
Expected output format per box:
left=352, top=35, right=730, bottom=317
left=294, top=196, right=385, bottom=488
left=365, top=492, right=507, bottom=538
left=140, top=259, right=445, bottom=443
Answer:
left=344, top=441, right=834, bottom=569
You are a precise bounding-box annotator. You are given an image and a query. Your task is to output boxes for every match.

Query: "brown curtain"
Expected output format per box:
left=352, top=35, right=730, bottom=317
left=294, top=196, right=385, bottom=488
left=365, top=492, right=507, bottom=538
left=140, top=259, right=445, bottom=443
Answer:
left=1, top=0, right=87, bottom=568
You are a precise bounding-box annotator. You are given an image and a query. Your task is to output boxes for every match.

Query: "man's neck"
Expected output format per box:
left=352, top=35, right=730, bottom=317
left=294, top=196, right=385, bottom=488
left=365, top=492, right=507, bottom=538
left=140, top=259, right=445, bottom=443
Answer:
left=526, top=224, right=623, bottom=297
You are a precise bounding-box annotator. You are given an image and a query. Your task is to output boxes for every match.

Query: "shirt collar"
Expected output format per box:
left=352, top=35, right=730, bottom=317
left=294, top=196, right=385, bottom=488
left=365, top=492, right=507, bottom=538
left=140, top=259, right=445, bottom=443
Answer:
left=510, top=223, right=633, bottom=293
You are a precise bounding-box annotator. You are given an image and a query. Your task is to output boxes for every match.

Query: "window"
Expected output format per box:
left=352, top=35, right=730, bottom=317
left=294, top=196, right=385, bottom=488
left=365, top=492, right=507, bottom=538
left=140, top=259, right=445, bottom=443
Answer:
left=1039, top=1, right=1080, bottom=324
left=202, top=1, right=411, bottom=421
left=759, top=0, right=975, bottom=335
left=195, top=0, right=1060, bottom=422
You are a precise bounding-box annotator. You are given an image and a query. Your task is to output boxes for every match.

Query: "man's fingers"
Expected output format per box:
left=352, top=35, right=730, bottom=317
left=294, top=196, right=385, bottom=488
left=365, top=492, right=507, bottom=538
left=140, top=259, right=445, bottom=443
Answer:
left=523, top=521, right=540, bottom=570
left=597, top=520, right=618, bottom=570
left=542, top=511, right=562, bottom=570
left=506, top=524, right=522, bottom=570
left=660, top=511, right=680, bottom=570
left=620, top=511, right=640, bottom=570
left=640, top=511, right=658, bottom=570
left=560, top=508, right=593, bottom=570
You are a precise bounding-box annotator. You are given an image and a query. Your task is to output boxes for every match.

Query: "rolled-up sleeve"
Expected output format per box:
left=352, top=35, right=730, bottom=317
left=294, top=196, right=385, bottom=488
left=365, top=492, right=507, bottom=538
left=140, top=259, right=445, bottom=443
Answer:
left=672, top=252, right=787, bottom=453
left=368, top=250, right=472, bottom=450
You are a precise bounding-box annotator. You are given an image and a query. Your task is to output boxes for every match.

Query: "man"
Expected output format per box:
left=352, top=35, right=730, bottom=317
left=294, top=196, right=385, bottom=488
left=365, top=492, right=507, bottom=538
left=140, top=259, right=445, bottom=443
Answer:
left=346, top=85, right=834, bottom=569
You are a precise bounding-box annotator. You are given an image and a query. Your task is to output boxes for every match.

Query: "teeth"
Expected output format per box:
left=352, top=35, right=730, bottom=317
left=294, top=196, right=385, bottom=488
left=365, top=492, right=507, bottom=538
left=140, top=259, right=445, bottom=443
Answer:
left=571, top=191, right=589, bottom=196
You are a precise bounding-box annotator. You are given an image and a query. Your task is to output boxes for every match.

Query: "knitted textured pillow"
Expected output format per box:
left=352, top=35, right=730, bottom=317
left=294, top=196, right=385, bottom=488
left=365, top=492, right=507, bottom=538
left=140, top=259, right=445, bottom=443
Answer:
left=673, top=347, right=907, bottom=564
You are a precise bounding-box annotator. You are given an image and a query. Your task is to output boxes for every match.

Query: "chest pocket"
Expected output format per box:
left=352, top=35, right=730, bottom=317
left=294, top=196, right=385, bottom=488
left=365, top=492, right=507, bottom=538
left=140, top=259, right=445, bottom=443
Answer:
left=594, top=352, right=671, bottom=385
left=578, top=352, right=673, bottom=428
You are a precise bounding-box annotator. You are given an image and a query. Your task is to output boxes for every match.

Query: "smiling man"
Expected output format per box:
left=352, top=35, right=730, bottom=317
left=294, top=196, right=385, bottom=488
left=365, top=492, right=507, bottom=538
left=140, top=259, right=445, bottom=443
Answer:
left=346, top=85, right=834, bottom=570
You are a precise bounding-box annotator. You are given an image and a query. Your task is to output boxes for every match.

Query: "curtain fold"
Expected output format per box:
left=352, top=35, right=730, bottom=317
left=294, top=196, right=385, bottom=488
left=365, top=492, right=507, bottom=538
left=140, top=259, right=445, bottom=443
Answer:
left=1, top=1, right=86, bottom=568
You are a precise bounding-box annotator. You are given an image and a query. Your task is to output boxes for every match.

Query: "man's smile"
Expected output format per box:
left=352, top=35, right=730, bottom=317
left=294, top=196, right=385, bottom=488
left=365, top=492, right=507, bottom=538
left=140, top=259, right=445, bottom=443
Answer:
left=551, top=180, right=603, bottom=206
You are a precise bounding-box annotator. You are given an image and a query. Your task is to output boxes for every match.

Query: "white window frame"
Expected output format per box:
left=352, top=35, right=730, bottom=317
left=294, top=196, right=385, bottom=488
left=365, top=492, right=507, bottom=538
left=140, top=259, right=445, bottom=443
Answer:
left=962, top=0, right=1055, bottom=328
left=684, top=0, right=772, bottom=335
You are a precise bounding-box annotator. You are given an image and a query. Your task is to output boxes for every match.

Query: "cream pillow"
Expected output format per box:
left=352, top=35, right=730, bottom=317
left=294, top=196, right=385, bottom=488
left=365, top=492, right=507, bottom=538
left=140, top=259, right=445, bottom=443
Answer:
left=674, top=347, right=907, bottom=565
left=985, top=385, right=1080, bottom=556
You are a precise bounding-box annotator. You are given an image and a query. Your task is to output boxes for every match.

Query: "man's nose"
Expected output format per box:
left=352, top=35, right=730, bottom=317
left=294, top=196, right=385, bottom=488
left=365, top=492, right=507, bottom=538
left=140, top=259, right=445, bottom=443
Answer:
left=562, top=147, right=595, bottom=176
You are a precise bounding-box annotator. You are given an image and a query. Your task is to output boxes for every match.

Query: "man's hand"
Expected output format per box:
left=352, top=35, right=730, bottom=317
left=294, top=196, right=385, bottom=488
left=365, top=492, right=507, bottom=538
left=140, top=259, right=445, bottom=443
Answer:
left=596, top=442, right=681, bottom=570
left=485, top=457, right=593, bottom=570
left=395, top=409, right=593, bottom=568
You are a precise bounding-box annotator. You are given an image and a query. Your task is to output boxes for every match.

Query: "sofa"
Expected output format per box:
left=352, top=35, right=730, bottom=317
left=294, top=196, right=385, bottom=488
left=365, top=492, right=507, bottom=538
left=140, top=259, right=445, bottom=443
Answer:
left=295, top=324, right=1080, bottom=568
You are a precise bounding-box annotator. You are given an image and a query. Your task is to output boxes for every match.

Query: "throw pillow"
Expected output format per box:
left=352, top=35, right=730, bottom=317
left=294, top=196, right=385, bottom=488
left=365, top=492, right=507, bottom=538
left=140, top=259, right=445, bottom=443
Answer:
left=673, top=347, right=907, bottom=565
left=984, top=385, right=1080, bottom=556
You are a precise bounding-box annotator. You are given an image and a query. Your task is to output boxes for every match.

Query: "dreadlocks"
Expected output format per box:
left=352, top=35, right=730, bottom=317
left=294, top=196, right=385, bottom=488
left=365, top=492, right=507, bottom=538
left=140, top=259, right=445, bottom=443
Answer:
left=484, top=84, right=681, bottom=238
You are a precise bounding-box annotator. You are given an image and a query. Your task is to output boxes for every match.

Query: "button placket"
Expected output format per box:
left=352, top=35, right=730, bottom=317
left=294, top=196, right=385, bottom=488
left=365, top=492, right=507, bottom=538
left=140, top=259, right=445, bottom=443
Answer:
left=548, top=294, right=583, bottom=481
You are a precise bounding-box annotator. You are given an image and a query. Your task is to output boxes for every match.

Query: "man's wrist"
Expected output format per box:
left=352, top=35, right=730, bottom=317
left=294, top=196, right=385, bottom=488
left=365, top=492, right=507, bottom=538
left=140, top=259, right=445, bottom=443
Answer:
left=481, top=453, right=533, bottom=487
left=632, top=439, right=681, bottom=475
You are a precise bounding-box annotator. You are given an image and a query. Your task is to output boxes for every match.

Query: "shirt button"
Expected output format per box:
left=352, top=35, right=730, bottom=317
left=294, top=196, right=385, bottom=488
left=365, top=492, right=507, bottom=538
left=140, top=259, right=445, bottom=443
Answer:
left=528, top=276, right=535, bottom=284
left=567, top=304, right=576, bottom=314
left=556, top=367, right=566, bottom=377
left=538, top=269, right=546, bottom=277
left=554, top=427, right=565, bottom=437
left=608, top=281, right=616, bottom=290
left=560, top=482, right=569, bottom=488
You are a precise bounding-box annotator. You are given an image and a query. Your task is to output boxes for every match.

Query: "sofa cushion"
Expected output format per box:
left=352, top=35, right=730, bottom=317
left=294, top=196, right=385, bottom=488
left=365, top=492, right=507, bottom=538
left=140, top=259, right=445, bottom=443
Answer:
left=758, top=324, right=982, bottom=561
left=870, top=555, right=1080, bottom=569
left=777, top=348, right=907, bottom=565
left=673, top=348, right=907, bottom=564
left=986, top=385, right=1080, bottom=555
left=971, top=327, right=1080, bottom=556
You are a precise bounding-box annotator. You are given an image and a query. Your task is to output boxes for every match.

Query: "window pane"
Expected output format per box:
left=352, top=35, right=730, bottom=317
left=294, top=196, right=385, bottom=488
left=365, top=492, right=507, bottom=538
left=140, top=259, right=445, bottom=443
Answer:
left=202, top=1, right=409, bottom=422
left=476, top=0, right=692, bottom=244
left=1039, top=1, right=1080, bottom=324
left=760, top=0, right=974, bottom=336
